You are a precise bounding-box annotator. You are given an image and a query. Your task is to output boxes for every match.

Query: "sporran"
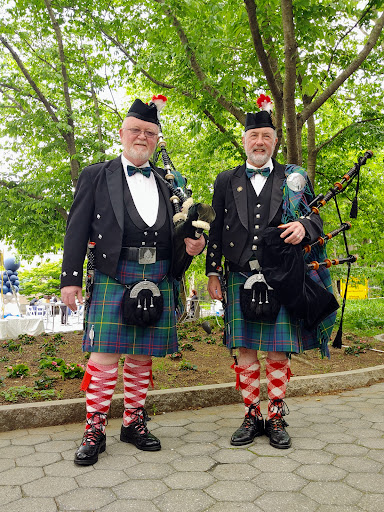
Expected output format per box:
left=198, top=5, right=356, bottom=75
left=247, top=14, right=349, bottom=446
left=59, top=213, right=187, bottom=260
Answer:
left=122, top=280, right=164, bottom=327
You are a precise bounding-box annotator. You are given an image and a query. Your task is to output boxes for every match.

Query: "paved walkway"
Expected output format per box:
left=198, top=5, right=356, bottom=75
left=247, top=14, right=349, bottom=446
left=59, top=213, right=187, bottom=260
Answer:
left=1, top=383, right=384, bottom=512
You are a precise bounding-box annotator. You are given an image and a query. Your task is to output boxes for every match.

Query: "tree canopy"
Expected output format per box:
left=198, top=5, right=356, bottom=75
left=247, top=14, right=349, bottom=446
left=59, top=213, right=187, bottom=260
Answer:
left=0, top=0, right=383, bottom=274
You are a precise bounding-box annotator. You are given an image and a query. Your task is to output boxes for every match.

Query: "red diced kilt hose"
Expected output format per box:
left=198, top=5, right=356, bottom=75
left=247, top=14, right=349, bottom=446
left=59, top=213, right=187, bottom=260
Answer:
left=83, top=259, right=178, bottom=356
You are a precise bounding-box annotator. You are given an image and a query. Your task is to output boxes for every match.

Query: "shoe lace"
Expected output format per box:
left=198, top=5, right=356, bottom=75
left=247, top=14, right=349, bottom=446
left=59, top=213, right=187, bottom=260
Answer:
left=268, top=398, right=289, bottom=418
left=241, top=403, right=262, bottom=430
left=83, top=412, right=107, bottom=445
left=127, top=407, right=150, bottom=435
left=268, top=415, right=289, bottom=431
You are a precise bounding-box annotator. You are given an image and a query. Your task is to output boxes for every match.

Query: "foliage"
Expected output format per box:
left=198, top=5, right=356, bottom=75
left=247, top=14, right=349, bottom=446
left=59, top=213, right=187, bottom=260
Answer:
left=178, top=359, right=198, bottom=371
left=58, top=362, right=85, bottom=380
left=34, top=371, right=58, bottom=390
left=38, top=356, right=65, bottom=371
left=18, top=260, right=63, bottom=297
left=6, top=363, right=30, bottom=378
left=344, top=340, right=373, bottom=356
left=168, top=351, right=182, bottom=359
left=0, top=385, right=60, bottom=402
left=335, top=298, right=384, bottom=336
left=2, top=339, right=22, bottom=352
left=17, top=334, right=36, bottom=345
left=0, top=0, right=383, bottom=263
left=179, top=342, right=195, bottom=351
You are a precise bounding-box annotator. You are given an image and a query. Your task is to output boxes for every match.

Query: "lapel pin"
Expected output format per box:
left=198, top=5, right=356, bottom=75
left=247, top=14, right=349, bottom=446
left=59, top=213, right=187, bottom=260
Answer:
left=237, top=186, right=243, bottom=192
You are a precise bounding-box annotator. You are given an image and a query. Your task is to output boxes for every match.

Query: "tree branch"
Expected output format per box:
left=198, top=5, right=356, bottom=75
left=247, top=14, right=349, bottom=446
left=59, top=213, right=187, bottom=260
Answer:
left=153, top=0, right=246, bottom=125
left=81, top=46, right=106, bottom=159
left=0, top=179, right=68, bottom=220
left=281, top=0, right=299, bottom=163
left=0, top=90, right=28, bottom=114
left=44, top=0, right=80, bottom=186
left=299, top=10, right=384, bottom=124
left=315, top=117, right=383, bottom=153
left=0, top=35, right=62, bottom=128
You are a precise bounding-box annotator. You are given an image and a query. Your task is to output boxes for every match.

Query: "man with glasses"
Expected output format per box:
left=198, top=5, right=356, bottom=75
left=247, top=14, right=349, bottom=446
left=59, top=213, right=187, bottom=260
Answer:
left=61, top=99, right=205, bottom=465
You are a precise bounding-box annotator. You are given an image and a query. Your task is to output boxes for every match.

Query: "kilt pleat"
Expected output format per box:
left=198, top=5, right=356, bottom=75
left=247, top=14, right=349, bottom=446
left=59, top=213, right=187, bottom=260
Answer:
left=225, top=271, right=302, bottom=353
left=83, top=259, right=178, bottom=356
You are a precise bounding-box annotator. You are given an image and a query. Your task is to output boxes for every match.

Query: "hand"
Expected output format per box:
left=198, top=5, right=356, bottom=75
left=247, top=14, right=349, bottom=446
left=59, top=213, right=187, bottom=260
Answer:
left=184, top=235, right=206, bottom=256
left=278, top=221, right=306, bottom=245
left=208, top=275, right=223, bottom=300
left=61, top=286, right=83, bottom=312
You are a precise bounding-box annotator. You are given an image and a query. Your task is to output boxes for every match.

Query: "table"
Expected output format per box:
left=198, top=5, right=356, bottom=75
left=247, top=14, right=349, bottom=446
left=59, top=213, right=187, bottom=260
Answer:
left=0, top=317, right=44, bottom=339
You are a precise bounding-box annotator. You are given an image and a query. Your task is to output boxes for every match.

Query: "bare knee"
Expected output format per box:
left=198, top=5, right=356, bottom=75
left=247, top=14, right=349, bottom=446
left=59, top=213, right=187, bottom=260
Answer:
left=237, top=348, right=258, bottom=365
left=267, top=351, right=288, bottom=361
left=89, top=352, right=121, bottom=365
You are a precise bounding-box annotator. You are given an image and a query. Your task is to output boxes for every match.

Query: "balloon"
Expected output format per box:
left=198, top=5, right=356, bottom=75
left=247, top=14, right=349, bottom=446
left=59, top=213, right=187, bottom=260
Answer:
left=6, top=292, right=13, bottom=297
left=10, top=275, right=17, bottom=282
left=4, top=257, right=21, bottom=272
left=14, top=280, right=19, bottom=286
left=6, top=270, right=13, bottom=276
left=2, top=285, right=8, bottom=294
left=13, top=285, right=19, bottom=292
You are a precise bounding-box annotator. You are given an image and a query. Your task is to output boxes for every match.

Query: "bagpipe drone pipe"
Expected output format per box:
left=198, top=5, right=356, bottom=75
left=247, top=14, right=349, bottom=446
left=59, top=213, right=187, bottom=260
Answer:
left=149, top=95, right=216, bottom=280
left=302, top=150, right=373, bottom=347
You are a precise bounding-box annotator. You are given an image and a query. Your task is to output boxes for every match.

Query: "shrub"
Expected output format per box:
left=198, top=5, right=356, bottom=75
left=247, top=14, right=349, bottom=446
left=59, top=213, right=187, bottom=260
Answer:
left=38, top=356, right=65, bottom=371
left=6, top=364, right=30, bottom=378
left=59, top=363, right=85, bottom=380
left=178, top=360, right=197, bottom=371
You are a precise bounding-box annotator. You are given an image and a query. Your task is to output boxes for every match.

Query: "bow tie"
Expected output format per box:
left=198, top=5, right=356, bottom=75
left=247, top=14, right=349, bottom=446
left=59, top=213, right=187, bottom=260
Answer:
left=126, top=165, right=152, bottom=178
left=246, top=166, right=270, bottom=179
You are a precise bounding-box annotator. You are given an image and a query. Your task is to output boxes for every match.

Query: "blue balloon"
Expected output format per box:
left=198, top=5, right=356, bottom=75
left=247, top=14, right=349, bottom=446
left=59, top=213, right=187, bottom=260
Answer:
left=10, top=275, right=17, bottom=282
left=4, top=257, right=21, bottom=272
left=13, top=285, right=19, bottom=292
left=14, top=280, right=19, bottom=286
left=2, top=285, right=8, bottom=294
left=6, top=270, right=13, bottom=276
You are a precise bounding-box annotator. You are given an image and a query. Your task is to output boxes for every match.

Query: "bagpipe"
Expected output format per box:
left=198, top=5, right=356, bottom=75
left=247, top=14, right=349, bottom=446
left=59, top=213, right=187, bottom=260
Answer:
left=149, top=95, right=216, bottom=280
left=302, top=150, right=373, bottom=347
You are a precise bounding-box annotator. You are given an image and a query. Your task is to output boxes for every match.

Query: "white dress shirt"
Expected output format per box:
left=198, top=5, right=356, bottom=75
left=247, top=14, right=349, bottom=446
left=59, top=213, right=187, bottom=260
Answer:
left=121, top=154, right=159, bottom=227
left=247, top=158, right=274, bottom=196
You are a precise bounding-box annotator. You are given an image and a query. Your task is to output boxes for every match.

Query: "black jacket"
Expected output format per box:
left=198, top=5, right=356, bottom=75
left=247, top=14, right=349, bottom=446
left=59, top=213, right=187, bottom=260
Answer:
left=61, top=157, right=176, bottom=288
left=206, top=159, right=323, bottom=274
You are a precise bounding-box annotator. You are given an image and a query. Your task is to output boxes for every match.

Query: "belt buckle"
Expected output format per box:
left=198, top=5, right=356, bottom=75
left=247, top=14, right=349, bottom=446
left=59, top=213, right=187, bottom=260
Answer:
left=249, top=259, right=260, bottom=271
left=138, top=247, right=156, bottom=264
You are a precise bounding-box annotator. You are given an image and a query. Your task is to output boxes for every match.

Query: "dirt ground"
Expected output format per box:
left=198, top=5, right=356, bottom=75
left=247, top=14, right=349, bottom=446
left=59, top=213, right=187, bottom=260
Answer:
left=1, top=321, right=384, bottom=405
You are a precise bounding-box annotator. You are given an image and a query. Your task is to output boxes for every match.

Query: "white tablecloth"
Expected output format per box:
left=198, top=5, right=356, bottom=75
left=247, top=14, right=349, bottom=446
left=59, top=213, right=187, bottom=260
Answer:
left=0, top=317, right=44, bottom=339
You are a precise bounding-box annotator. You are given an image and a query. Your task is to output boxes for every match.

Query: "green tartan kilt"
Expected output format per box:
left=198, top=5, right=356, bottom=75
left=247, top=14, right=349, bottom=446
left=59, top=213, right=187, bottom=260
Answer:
left=83, top=259, right=178, bottom=356
left=225, top=271, right=302, bottom=353
left=225, top=269, right=336, bottom=355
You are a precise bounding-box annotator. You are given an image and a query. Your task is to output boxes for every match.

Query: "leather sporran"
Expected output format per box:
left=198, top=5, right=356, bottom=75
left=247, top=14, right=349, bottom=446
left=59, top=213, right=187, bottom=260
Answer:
left=122, top=280, right=164, bottom=327
left=239, top=273, right=280, bottom=322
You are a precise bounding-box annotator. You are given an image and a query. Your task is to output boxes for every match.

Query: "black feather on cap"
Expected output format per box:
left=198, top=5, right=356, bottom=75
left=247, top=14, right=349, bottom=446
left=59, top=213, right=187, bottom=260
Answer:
left=125, top=99, right=159, bottom=125
left=245, top=110, right=275, bottom=132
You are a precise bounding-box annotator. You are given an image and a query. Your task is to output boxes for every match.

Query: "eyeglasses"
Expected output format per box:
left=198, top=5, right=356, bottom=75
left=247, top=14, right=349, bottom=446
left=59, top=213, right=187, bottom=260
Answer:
left=123, top=128, right=158, bottom=139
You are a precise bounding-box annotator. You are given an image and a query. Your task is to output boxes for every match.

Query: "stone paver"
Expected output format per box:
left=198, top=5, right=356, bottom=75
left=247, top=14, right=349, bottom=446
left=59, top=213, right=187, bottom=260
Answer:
left=0, top=382, right=384, bottom=511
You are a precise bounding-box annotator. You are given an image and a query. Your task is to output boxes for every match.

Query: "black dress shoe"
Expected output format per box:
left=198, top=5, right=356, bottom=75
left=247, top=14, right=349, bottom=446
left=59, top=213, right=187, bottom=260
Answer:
left=231, top=405, right=265, bottom=446
left=265, top=417, right=292, bottom=449
left=74, top=426, right=106, bottom=465
left=120, top=407, right=161, bottom=451
left=74, top=412, right=107, bottom=466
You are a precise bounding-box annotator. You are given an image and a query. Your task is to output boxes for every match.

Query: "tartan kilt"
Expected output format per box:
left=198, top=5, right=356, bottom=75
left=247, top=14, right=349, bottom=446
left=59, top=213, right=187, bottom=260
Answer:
left=83, top=259, right=178, bottom=356
left=225, top=271, right=302, bottom=353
